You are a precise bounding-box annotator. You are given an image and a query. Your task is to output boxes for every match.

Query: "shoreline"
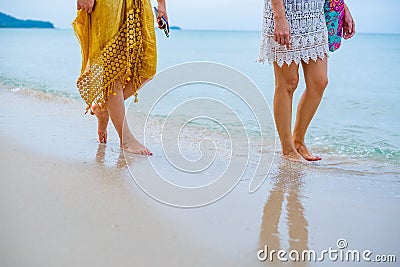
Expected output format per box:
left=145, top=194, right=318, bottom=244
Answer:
left=1, top=87, right=399, bottom=266
left=1, top=84, right=398, bottom=170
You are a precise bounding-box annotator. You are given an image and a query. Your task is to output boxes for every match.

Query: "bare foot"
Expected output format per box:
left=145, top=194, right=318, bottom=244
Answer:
left=121, top=136, right=152, bottom=156
left=293, top=141, right=321, bottom=161
left=282, top=150, right=304, bottom=162
left=91, top=104, right=109, bottom=143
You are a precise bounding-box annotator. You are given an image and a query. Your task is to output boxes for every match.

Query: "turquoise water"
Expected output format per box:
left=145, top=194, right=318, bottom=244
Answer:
left=0, top=28, right=399, bottom=169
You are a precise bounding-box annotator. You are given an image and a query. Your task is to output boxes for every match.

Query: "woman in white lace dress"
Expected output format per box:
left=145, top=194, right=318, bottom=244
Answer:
left=258, top=0, right=355, bottom=161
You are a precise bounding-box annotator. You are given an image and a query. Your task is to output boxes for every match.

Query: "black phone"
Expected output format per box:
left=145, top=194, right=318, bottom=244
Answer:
left=153, top=7, right=169, bottom=38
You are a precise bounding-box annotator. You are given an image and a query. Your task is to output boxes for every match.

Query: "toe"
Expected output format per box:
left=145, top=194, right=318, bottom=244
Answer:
left=295, top=144, right=321, bottom=161
left=306, top=155, right=321, bottom=161
left=310, top=154, right=322, bottom=161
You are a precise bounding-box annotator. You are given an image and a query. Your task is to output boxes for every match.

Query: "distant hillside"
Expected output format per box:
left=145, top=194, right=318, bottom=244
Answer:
left=0, top=12, right=54, bottom=28
left=170, top=26, right=181, bottom=30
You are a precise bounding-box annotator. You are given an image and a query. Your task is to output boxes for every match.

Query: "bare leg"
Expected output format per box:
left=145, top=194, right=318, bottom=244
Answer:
left=91, top=104, right=109, bottom=143
left=293, top=58, right=328, bottom=161
left=123, top=78, right=151, bottom=100
left=273, top=62, right=303, bottom=161
left=91, top=78, right=150, bottom=145
left=106, top=80, right=152, bottom=155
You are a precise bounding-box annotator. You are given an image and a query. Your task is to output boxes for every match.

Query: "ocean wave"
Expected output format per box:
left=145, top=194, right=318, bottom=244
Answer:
left=0, top=75, right=79, bottom=101
left=311, top=135, right=400, bottom=166
left=1, top=75, right=399, bottom=170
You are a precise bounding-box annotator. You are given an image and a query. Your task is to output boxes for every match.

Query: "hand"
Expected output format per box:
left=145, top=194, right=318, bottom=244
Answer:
left=157, top=2, right=168, bottom=29
left=157, top=1, right=168, bottom=29
left=274, top=15, right=291, bottom=49
left=77, top=0, right=95, bottom=14
left=342, top=5, right=355, bottom=40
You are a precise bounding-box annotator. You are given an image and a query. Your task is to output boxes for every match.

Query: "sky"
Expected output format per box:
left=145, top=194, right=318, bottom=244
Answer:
left=1, top=0, right=400, bottom=33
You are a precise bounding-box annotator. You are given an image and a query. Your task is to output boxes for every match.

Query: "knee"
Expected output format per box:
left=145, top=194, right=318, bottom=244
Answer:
left=276, top=75, right=299, bottom=96
left=141, top=77, right=152, bottom=84
left=288, top=75, right=300, bottom=92
left=320, top=76, right=329, bottom=90
left=309, top=76, right=328, bottom=98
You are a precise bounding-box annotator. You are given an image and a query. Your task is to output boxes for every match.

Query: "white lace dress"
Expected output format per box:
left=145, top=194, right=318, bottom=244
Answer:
left=258, top=0, right=329, bottom=67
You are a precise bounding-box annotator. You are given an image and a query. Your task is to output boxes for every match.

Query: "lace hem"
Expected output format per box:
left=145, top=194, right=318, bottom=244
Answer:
left=257, top=30, right=329, bottom=68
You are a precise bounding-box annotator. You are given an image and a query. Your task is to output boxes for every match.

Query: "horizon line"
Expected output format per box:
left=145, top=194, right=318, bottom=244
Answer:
left=5, top=27, right=400, bottom=35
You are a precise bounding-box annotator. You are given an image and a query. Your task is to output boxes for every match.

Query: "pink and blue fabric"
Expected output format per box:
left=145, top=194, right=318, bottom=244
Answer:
left=324, top=0, right=345, bottom=52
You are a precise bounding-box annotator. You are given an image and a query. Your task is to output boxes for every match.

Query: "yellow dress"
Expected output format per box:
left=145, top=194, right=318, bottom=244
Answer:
left=72, top=0, right=157, bottom=112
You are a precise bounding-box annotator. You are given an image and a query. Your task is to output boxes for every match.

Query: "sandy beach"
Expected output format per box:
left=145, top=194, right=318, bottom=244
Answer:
left=1, top=83, right=399, bottom=267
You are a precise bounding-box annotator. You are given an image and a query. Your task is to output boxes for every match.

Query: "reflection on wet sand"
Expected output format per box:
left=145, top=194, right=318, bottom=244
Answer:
left=95, top=143, right=129, bottom=169
left=259, top=160, right=308, bottom=265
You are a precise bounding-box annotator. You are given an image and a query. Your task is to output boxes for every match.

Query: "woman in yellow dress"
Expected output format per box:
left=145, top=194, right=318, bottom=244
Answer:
left=73, top=0, right=168, bottom=155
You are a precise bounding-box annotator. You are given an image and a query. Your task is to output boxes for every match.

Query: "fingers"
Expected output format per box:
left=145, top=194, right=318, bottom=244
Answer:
left=157, top=18, right=163, bottom=29
left=157, top=11, right=168, bottom=29
left=343, top=20, right=355, bottom=40
left=157, top=13, right=162, bottom=29
left=350, top=21, right=356, bottom=38
left=346, top=31, right=354, bottom=39
left=347, top=21, right=354, bottom=36
left=342, top=6, right=356, bottom=40
left=343, top=29, right=350, bottom=40
left=274, top=32, right=291, bottom=49
left=77, top=0, right=94, bottom=13
left=344, top=30, right=352, bottom=40
left=88, top=0, right=95, bottom=14
left=285, top=36, right=291, bottom=49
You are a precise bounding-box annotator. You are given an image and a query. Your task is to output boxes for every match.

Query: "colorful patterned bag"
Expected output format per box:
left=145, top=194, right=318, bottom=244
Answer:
left=324, top=0, right=345, bottom=52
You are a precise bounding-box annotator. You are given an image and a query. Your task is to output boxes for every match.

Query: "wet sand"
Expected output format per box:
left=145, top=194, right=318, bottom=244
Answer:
left=0, top=88, right=399, bottom=266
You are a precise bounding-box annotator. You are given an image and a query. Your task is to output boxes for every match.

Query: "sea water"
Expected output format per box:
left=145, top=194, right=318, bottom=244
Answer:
left=0, top=28, right=399, bottom=176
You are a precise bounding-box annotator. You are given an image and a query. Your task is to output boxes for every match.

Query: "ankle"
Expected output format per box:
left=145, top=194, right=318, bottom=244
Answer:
left=121, top=134, right=136, bottom=146
left=121, top=137, right=131, bottom=147
left=292, top=136, right=304, bottom=146
left=282, top=147, right=298, bottom=156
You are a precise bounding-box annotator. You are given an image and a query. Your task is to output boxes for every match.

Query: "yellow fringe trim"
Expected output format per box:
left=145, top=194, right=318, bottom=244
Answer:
left=76, top=0, right=144, bottom=113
